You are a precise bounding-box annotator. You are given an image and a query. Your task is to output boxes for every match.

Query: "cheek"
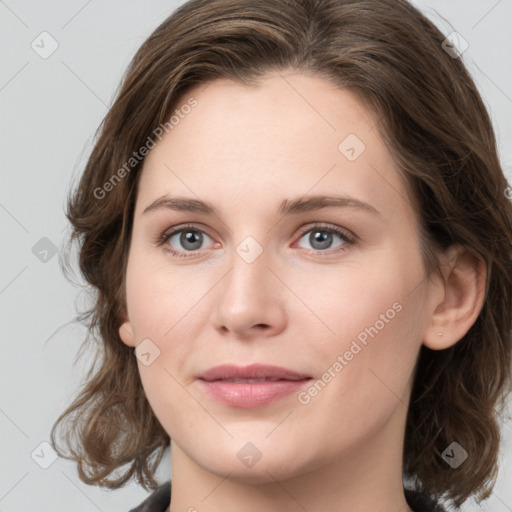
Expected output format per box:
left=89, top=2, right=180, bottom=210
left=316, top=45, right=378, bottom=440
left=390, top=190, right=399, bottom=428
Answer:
left=305, top=250, right=425, bottom=404
left=125, top=249, right=206, bottom=339
left=293, top=300, right=421, bottom=460
left=124, top=252, right=211, bottom=420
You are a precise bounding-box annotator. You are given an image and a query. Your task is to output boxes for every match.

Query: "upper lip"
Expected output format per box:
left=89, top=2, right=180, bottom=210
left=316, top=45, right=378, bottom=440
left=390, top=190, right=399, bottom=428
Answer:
left=198, top=364, right=312, bottom=382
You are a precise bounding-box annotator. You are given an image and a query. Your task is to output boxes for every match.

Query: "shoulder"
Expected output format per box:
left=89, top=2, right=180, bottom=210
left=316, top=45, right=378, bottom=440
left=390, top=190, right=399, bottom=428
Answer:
left=128, top=481, right=171, bottom=512
left=405, top=488, right=447, bottom=512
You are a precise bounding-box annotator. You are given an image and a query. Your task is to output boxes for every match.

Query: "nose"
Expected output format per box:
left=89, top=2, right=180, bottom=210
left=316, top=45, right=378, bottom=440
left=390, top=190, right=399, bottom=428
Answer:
left=211, top=244, right=287, bottom=339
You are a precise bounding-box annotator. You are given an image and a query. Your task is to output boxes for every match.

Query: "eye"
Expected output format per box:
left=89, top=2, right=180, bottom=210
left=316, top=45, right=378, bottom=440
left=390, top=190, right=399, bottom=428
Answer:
left=156, top=222, right=356, bottom=258
left=158, top=224, right=216, bottom=257
left=295, top=224, right=355, bottom=253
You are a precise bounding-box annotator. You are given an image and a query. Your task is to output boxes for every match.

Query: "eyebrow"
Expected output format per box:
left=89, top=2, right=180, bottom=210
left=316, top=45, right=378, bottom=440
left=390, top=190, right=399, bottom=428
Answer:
left=142, top=194, right=381, bottom=217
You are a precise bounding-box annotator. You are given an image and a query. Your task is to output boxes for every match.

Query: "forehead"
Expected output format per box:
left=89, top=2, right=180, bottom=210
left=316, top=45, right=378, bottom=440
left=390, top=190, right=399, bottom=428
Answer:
left=155, top=71, right=379, bottom=160
left=136, top=71, right=412, bottom=222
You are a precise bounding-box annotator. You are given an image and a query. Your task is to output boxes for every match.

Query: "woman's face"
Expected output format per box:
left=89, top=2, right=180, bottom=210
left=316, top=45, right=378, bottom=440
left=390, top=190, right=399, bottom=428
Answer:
left=119, top=70, right=439, bottom=482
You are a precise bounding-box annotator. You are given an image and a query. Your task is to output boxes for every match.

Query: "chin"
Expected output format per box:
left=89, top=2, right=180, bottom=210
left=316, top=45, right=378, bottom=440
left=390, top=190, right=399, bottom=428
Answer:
left=183, top=436, right=297, bottom=477
left=202, top=457, right=303, bottom=485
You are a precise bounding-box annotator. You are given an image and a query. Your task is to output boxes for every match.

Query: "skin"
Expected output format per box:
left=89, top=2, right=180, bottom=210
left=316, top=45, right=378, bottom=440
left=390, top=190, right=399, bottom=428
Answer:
left=119, top=69, right=486, bottom=512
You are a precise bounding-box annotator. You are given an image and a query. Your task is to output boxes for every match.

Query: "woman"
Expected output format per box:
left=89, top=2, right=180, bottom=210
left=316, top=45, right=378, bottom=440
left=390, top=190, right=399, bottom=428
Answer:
left=50, top=1, right=512, bottom=511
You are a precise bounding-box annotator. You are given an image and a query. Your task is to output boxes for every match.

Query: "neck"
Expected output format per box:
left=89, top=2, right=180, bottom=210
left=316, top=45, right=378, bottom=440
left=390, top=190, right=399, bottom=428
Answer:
left=168, top=403, right=413, bottom=512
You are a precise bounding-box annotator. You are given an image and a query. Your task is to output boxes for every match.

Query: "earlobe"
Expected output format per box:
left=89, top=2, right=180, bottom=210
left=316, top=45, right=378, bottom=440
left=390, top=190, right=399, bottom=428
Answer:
left=119, top=320, right=136, bottom=347
left=118, top=300, right=135, bottom=347
left=423, top=245, right=486, bottom=351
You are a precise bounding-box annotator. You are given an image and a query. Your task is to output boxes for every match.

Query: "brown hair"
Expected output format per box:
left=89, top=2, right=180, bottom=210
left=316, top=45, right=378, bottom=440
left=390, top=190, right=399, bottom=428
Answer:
left=50, top=0, right=512, bottom=508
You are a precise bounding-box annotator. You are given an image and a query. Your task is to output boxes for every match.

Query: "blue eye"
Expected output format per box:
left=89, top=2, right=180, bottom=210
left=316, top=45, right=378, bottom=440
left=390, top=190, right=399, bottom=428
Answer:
left=157, top=223, right=356, bottom=258
left=158, top=225, right=215, bottom=257
left=295, top=225, right=355, bottom=253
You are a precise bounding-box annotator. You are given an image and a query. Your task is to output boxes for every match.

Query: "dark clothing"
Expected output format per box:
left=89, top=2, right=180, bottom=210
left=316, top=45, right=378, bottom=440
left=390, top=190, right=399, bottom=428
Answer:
left=129, top=481, right=170, bottom=512
left=129, top=481, right=447, bottom=512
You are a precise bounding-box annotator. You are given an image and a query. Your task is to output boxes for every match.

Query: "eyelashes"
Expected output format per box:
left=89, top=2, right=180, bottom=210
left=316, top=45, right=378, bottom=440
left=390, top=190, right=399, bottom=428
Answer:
left=155, top=222, right=356, bottom=258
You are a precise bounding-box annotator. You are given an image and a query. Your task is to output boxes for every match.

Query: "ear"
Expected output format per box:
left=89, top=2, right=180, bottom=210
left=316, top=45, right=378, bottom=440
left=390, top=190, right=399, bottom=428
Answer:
left=423, top=245, right=486, bottom=350
left=118, top=306, right=136, bottom=348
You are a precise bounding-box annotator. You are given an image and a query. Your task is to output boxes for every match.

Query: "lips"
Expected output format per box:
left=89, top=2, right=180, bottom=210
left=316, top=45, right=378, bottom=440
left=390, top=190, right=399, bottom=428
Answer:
left=197, top=364, right=313, bottom=408
left=198, top=363, right=311, bottom=382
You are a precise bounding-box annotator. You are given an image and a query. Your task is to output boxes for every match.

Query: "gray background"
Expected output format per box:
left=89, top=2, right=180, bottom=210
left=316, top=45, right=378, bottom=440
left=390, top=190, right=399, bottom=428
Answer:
left=1, top=1, right=511, bottom=511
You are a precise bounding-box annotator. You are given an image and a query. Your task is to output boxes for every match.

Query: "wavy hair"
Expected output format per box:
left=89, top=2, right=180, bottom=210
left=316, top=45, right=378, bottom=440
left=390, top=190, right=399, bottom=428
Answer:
left=50, top=0, right=512, bottom=508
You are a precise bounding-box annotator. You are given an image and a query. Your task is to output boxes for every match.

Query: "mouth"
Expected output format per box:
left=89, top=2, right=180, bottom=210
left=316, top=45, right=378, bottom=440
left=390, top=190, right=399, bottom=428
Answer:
left=198, top=363, right=312, bottom=382
left=197, top=364, right=313, bottom=408
left=207, top=377, right=296, bottom=383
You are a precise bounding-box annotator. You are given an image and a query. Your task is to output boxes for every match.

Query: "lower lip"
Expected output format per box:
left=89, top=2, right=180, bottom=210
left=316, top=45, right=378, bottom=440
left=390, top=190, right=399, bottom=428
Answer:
left=198, top=379, right=312, bottom=408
